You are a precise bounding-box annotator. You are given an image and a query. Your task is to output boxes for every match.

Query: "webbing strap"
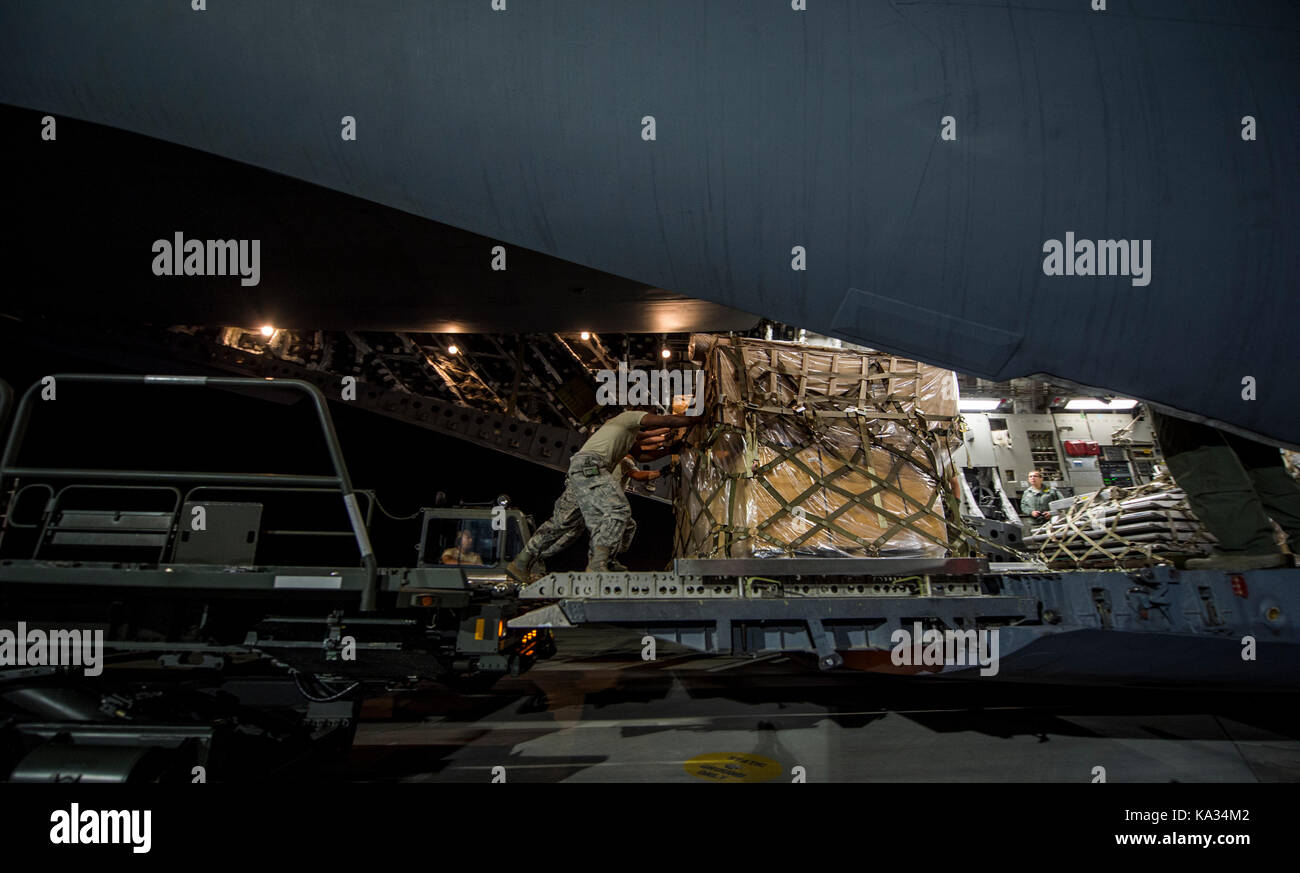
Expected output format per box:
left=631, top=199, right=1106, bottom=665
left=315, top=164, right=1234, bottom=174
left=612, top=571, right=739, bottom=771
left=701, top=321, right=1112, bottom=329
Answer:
left=1034, top=478, right=1214, bottom=567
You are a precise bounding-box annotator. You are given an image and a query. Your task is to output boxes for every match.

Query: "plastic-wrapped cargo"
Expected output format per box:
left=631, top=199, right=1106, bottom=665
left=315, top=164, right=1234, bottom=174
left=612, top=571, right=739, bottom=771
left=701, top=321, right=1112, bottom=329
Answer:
left=673, top=335, right=962, bottom=559
left=1024, top=475, right=1217, bottom=568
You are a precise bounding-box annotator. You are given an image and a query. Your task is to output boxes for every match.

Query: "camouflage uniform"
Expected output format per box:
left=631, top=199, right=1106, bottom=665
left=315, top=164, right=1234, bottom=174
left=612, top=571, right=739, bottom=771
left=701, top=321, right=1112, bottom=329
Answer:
left=523, top=451, right=635, bottom=560
left=508, top=412, right=648, bottom=580
left=541, top=457, right=639, bottom=560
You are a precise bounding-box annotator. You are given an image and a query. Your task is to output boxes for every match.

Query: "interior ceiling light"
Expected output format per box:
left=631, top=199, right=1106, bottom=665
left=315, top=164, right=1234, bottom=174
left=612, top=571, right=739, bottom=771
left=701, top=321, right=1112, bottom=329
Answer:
left=958, top=399, right=1003, bottom=411
left=1064, top=397, right=1139, bottom=411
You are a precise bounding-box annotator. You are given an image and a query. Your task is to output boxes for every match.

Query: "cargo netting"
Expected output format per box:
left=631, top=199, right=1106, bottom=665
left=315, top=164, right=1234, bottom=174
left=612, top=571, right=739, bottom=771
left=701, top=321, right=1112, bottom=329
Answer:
left=673, top=335, right=978, bottom=559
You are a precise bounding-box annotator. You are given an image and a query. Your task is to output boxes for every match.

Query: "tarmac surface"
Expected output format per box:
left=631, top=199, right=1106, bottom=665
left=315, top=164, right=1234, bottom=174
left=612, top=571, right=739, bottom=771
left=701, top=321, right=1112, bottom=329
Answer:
left=349, top=627, right=1300, bottom=783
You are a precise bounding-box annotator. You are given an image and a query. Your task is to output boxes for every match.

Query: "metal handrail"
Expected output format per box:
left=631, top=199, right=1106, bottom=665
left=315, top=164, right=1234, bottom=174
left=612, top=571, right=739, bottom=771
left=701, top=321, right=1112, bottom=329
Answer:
left=184, top=485, right=375, bottom=540
left=2, top=468, right=339, bottom=486
left=3, top=482, right=54, bottom=529
left=33, top=483, right=181, bottom=563
left=0, top=374, right=378, bottom=609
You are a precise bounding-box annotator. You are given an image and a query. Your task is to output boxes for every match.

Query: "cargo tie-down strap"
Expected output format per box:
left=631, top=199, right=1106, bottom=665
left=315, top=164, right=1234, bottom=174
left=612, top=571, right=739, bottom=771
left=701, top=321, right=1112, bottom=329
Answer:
left=673, top=340, right=1034, bottom=562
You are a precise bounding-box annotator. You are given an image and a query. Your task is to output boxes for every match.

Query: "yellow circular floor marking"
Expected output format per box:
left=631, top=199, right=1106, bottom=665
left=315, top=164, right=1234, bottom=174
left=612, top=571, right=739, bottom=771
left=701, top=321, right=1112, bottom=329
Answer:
left=684, top=752, right=782, bottom=783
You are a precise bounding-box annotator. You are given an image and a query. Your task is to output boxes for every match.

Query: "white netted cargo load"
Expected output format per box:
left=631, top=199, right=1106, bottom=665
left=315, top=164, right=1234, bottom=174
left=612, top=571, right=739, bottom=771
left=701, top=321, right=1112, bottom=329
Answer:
left=1024, top=475, right=1217, bottom=568
left=672, top=335, right=965, bottom=559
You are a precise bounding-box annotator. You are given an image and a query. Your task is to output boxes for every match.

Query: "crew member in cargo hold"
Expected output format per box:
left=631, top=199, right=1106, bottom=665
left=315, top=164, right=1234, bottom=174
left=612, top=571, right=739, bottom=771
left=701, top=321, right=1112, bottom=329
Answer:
left=1020, top=471, right=1063, bottom=524
left=506, top=407, right=700, bottom=581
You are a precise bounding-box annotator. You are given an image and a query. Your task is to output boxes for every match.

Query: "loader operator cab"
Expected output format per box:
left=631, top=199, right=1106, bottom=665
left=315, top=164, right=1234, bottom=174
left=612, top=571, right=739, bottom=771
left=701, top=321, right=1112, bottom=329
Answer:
left=417, top=503, right=538, bottom=582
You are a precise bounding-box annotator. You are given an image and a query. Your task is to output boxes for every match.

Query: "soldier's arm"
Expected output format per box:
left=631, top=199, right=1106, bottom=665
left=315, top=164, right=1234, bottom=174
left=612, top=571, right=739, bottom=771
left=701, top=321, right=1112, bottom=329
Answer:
left=641, top=413, right=700, bottom=429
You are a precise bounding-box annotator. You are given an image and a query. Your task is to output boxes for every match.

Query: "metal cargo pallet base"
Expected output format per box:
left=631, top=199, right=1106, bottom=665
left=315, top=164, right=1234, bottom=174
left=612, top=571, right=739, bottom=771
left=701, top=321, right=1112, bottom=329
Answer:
left=510, top=566, right=1300, bottom=684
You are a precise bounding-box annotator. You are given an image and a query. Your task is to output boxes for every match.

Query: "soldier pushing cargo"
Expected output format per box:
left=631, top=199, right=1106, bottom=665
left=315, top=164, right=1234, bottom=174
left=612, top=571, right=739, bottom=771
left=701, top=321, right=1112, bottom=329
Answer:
left=506, top=408, right=699, bottom=582
left=526, top=453, right=664, bottom=574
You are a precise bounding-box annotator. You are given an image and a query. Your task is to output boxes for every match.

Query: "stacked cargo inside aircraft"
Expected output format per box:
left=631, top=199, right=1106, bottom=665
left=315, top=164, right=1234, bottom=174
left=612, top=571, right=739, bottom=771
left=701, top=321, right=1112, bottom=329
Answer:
left=1025, top=476, right=1217, bottom=568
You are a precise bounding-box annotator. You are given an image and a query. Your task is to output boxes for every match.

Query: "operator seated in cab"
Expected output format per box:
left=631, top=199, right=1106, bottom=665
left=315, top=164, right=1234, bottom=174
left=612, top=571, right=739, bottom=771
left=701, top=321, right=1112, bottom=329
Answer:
left=1020, top=470, right=1063, bottom=525
left=505, top=406, right=700, bottom=582
left=441, top=529, right=485, bottom=565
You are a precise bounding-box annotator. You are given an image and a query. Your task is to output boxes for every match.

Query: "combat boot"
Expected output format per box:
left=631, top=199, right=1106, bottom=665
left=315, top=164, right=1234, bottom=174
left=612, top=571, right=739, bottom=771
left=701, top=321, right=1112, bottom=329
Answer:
left=504, top=544, right=539, bottom=585
left=588, top=547, right=629, bottom=572
left=587, top=545, right=613, bottom=572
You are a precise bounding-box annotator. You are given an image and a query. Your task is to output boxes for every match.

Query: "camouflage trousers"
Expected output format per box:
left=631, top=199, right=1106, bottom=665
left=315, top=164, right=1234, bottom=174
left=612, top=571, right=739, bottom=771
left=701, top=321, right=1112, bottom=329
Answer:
left=526, top=452, right=635, bottom=558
